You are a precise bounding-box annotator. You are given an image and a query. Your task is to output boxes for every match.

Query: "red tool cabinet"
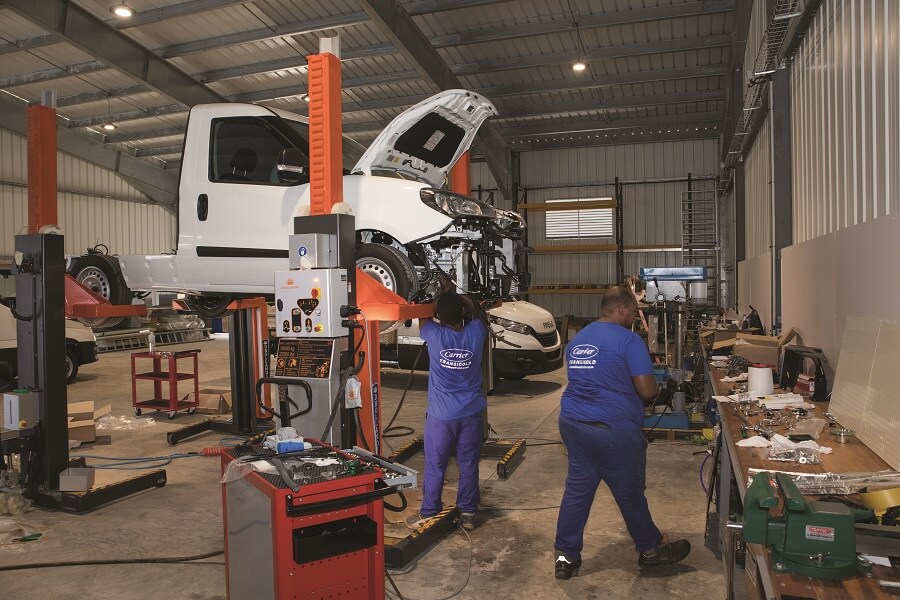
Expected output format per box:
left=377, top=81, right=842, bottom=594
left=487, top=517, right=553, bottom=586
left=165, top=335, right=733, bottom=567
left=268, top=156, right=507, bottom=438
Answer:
left=131, top=350, right=200, bottom=419
left=221, top=443, right=393, bottom=600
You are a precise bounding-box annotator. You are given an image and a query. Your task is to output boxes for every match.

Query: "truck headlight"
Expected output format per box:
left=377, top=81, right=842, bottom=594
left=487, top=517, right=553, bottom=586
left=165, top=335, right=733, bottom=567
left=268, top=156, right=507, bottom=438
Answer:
left=420, top=188, right=496, bottom=220
left=489, top=314, right=531, bottom=335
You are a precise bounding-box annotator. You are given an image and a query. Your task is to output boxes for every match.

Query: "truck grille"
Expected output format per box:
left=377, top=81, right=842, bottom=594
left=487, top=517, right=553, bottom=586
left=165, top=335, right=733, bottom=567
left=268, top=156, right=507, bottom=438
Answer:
left=533, top=330, right=559, bottom=348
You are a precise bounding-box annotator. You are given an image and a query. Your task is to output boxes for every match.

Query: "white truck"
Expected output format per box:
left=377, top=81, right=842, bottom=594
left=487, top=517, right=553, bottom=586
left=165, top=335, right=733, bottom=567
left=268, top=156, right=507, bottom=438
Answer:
left=67, top=89, right=561, bottom=378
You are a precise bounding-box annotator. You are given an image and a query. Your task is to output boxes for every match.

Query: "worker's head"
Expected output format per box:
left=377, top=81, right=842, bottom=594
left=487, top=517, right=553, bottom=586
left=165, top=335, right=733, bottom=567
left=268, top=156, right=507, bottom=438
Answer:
left=600, top=285, right=638, bottom=326
left=436, top=291, right=464, bottom=327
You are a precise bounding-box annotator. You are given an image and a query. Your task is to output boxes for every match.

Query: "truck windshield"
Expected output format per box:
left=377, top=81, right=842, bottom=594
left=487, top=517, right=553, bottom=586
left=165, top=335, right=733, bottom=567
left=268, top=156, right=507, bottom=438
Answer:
left=275, top=118, right=365, bottom=174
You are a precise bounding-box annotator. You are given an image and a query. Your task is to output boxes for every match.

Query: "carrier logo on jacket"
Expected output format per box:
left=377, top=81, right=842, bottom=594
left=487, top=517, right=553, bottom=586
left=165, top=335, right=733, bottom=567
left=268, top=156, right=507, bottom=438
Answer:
left=439, top=349, right=474, bottom=370
left=568, top=344, right=598, bottom=369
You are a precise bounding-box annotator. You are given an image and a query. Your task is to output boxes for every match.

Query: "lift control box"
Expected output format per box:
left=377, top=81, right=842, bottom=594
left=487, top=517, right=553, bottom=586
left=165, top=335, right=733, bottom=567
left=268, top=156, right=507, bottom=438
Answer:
left=274, top=268, right=348, bottom=338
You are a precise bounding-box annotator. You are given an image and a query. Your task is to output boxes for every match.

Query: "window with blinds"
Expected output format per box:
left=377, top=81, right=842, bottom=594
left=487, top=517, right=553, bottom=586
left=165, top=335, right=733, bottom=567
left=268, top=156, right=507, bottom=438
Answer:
left=545, top=197, right=614, bottom=239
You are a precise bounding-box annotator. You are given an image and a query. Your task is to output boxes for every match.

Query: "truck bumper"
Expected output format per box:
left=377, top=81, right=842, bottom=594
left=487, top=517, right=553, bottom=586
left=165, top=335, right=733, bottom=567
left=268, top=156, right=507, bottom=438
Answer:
left=494, top=347, right=563, bottom=379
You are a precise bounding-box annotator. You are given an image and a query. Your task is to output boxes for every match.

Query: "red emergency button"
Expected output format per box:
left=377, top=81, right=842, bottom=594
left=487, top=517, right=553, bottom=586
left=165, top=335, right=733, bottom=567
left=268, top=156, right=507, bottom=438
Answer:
left=314, top=324, right=324, bottom=333
left=310, top=287, right=320, bottom=299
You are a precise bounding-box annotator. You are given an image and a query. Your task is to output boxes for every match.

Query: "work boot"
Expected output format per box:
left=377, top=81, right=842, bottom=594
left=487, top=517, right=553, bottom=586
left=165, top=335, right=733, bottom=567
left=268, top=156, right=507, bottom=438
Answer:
left=405, top=512, right=437, bottom=529
left=459, top=512, right=478, bottom=531
left=638, top=536, right=691, bottom=568
left=554, top=552, right=581, bottom=580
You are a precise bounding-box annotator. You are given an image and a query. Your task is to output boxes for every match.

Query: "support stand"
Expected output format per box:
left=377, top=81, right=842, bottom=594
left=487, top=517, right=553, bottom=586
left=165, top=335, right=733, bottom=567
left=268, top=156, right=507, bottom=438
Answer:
left=167, top=299, right=274, bottom=445
left=6, top=234, right=166, bottom=511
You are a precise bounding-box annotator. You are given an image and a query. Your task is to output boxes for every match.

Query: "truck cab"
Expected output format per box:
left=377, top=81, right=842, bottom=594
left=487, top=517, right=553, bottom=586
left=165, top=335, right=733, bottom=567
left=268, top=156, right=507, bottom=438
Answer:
left=69, top=90, right=527, bottom=321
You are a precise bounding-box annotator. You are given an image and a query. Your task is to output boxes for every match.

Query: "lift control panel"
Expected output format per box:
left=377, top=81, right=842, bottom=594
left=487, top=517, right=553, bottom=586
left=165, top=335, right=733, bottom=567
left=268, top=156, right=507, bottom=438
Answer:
left=274, top=268, right=348, bottom=338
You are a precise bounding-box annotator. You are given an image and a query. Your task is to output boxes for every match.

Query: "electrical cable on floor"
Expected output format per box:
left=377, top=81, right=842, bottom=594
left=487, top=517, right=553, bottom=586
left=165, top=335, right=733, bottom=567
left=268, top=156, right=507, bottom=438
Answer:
left=699, top=451, right=712, bottom=494
left=384, top=524, right=473, bottom=600
left=383, top=344, right=426, bottom=439
left=73, top=452, right=211, bottom=470
left=0, top=549, right=225, bottom=572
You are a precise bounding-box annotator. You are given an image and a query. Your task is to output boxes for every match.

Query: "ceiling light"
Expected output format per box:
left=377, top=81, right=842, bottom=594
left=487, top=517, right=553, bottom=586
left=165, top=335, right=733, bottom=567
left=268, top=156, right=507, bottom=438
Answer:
left=110, top=3, right=134, bottom=18
left=572, top=60, right=586, bottom=72
left=102, top=122, right=116, bottom=131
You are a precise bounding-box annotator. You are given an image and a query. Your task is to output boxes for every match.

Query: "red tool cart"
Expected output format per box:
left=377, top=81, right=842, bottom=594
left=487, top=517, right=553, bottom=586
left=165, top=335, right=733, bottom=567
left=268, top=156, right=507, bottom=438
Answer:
left=131, top=350, right=200, bottom=419
left=221, top=442, right=396, bottom=600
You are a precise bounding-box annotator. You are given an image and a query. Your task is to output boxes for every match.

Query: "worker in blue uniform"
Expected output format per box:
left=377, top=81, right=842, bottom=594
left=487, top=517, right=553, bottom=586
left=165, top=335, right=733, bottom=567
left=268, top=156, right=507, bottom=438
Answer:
left=554, top=285, right=691, bottom=579
left=415, top=286, right=487, bottom=531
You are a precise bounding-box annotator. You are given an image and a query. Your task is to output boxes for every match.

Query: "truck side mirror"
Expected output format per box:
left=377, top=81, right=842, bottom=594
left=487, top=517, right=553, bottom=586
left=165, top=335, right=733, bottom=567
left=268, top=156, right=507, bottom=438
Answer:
left=276, top=148, right=309, bottom=184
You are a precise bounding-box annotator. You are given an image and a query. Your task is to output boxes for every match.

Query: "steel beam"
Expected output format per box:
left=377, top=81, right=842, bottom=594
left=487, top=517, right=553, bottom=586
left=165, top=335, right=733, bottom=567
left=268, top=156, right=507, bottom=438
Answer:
left=0, top=95, right=177, bottom=208
left=3, top=0, right=224, bottom=107
left=719, top=0, right=754, bottom=166
left=451, top=34, right=732, bottom=75
left=111, top=0, right=253, bottom=29
left=501, top=111, right=723, bottom=137
left=771, top=64, right=792, bottom=332
left=134, top=143, right=183, bottom=157
left=0, top=33, right=59, bottom=55
left=360, top=0, right=512, bottom=199
left=498, top=90, right=726, bottom=119
left=227, top=70, right=420, bottom=104
left=104, top=126, right=184, bottom=144
left=0, top=60, right=107, bottom=88
left=403, top=0, right=499, bottom=15
left=55, top=84, right=150, bottom=108
left=430, top=0, right=736, bottom=47
left=478, top=64, right=730, bottom=98
left=155, top=11, right=370, bottom=59
left=508, top=129, right=719, bottom=151
left=66, top=104, right=186, bottom=129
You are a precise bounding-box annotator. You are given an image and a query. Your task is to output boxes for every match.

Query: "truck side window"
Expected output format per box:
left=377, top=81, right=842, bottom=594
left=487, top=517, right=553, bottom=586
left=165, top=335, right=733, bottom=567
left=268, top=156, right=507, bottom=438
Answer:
left=209, top=117, right=305, bottom=184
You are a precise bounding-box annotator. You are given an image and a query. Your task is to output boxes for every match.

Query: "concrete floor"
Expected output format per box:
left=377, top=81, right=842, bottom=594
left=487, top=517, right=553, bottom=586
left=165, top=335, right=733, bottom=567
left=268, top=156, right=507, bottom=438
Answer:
left=0, top=335, right=725, bottom=600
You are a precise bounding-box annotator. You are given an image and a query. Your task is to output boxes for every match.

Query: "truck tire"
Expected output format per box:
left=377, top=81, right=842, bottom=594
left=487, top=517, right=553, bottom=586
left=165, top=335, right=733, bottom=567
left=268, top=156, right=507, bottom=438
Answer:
left=184, top=295, right=234, bottom=319
left=356, top=243, right=419, bottom=301
left=65, top=349, right=79, bottom=384
left=70, top=254, right=130, bottom=329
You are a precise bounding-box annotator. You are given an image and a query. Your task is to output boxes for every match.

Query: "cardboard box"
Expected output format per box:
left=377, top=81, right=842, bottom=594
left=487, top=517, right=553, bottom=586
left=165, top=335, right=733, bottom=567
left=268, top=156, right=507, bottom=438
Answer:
left=182, top=388, right=232, bottom=415
left=699, top=327, right=740, bottom=351
left=67, top=400, right=112, bottom=443
left=59, top=467, right=95, bottom=492
left=732, top=328, right=798, bottom=366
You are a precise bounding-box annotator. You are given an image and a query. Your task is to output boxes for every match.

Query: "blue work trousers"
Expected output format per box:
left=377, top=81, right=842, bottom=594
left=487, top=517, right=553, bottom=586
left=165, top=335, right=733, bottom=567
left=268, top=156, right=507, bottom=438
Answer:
left=554, top=414, right=663, bottom=560
left=421, top=413, right=482, bottom=516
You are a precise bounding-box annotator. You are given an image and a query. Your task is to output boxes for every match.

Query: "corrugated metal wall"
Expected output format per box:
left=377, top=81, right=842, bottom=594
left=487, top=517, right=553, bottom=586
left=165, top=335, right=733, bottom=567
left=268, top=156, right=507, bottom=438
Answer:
left=518, top=140, right=719, bottom=318
left=791, top=0, right=900, bottom=243
left=743, top=111, right=772, bottom=259
left=0, top=129, right=175, bottom=257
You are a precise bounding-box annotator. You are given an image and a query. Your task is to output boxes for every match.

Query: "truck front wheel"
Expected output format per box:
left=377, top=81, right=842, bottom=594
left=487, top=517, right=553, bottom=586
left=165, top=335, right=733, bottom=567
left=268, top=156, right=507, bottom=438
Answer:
left=356, top=244, right=419, bottom=301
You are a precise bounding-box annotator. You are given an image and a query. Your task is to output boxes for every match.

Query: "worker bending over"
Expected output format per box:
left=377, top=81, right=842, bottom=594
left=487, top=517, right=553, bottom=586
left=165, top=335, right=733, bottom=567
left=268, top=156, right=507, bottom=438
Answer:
left=554, top=285, right=691, bottom=579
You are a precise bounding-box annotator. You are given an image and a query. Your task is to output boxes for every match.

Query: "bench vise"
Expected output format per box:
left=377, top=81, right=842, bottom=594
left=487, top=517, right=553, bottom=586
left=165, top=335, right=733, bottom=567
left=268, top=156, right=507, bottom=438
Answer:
left=740, top=471, right=873, bottom=579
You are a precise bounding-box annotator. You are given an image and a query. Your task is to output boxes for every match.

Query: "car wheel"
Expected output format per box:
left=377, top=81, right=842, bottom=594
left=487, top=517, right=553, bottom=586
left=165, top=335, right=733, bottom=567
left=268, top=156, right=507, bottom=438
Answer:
left=65, top=349, right=79, bottom=384
left=184, top=295, right=234, bottom=319
left=357, top=244, right=420, bottom=333
left=70, top=254, right=129, bottom=329
left=356, top=243, right=419, bottom=300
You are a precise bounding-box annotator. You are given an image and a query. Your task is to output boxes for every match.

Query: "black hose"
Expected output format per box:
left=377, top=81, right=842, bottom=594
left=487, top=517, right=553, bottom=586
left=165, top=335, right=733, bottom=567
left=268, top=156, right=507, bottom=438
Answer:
left=383, top=490, right=408, bottom=513
left=0, top=549, right=224, bottom=572
left=383, top=344, right=426, bottom=439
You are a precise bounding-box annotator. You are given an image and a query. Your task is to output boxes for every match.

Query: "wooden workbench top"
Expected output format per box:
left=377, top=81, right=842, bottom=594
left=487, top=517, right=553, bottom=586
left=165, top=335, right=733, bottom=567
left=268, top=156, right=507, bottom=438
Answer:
left=712, top=366, right=898, bottom=600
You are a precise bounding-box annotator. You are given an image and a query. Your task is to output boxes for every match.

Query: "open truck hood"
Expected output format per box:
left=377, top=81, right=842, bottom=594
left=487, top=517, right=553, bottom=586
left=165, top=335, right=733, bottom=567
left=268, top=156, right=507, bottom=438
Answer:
left=352, top=89, right=497, bottom=188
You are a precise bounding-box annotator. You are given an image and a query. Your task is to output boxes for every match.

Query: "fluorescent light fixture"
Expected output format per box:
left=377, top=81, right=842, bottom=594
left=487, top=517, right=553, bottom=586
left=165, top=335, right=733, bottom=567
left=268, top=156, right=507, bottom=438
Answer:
left=572, top=59, right=586, bottom=72
left=102, top=122, right=116, bottom=131
left=110, top=3, right=134, bottom=18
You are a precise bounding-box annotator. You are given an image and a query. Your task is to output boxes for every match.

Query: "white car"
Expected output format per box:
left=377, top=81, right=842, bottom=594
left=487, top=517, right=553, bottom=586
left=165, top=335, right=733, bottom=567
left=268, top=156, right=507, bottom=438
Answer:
left=0, top=303, right=98, bottom=390
left=67, top=90, right=526, bottom=323
left=383, top=299, right=562, bottom=381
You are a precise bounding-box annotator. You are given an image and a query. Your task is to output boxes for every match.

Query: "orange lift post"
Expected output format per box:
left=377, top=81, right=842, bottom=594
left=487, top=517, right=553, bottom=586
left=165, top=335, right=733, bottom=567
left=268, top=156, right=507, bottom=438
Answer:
left=25, top=102, right=144, bottom=321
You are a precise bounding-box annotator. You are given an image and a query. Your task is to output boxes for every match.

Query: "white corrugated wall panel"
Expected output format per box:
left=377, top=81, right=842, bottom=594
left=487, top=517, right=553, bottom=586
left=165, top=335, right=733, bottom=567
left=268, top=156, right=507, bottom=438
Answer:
left=0, top=128, right=175, bottom=257
left=791, top=0, right=900, bottom=243
left=743, top=111, right=772, bottom=259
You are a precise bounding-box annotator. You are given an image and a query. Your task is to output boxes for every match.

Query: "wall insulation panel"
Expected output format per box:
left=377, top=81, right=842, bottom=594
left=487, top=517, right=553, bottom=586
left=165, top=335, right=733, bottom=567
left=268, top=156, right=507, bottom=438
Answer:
left=743, top=111, right=772, bottom=259
left=791, top=0, right=900, bottom=242
left=0, top=128, right=175, bottom=258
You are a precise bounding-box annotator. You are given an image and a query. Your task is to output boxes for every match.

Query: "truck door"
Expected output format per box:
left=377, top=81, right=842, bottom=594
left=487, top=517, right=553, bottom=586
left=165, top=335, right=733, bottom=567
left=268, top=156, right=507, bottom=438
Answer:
left=194, top=114, right=309, bottom=291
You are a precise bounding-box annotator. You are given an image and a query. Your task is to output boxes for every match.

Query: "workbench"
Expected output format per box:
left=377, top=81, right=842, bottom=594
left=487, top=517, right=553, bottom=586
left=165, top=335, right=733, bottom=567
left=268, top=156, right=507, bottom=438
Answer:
left=710, top=365, right=897, bottom=599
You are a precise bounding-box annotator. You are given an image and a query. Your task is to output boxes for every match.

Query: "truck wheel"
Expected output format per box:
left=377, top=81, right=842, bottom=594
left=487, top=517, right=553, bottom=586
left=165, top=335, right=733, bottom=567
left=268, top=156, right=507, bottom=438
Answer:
left=71, top=254, right=129, bottom=329
left=356, top=243, right=419, bottom=301
left=65, top=349, right=79, bottom=384
left=184, top=295, right=234, bottom=319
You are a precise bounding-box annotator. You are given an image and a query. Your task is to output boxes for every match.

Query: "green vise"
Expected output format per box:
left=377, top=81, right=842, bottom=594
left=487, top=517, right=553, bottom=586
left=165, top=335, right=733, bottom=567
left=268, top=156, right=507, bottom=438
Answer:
left=742, top=471, right=873, bottom=579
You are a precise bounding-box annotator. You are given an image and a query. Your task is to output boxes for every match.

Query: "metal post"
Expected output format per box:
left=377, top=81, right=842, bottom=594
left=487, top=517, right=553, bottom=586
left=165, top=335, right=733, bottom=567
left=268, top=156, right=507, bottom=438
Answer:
left=771, top=62, right=793, bottom=335
left=228, top=308, right=257, bottom=434
left=14, top=234, right=68, bottom=491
